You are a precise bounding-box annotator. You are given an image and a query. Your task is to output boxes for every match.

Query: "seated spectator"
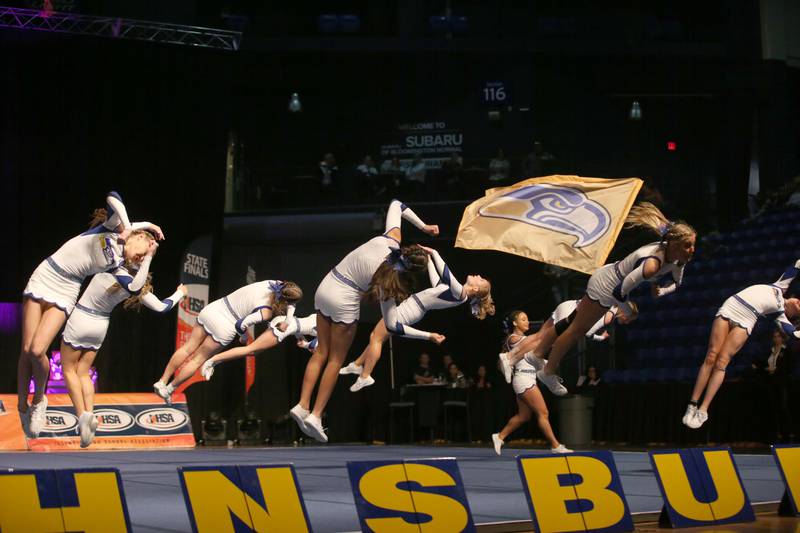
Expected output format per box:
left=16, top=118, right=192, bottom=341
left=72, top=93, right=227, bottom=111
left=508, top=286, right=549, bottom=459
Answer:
left=380, top=156, right=405, bottom=177
left=764, top=329, right=794, bottom=442
left=785, top=177, right=800, bottom=207
left=473, top=364, right=492, bottom=389
left=488, top=148, right=510, bottom=183
left=319, top=153, right=338, bottom=194
left=447, top=362, right=467, bottom=388
left=521, top=140, right=555, bottom=178
left=405, top=153, right=426, bottom=197
left=437, top=353, right=454, bottom=381
left=412, top=352, right=436, bottom=385
left=576, top=365, right=602, bottom=391
left=356, top=155, right=381, bottom=199
left=441, top=152, right=464, bottom=192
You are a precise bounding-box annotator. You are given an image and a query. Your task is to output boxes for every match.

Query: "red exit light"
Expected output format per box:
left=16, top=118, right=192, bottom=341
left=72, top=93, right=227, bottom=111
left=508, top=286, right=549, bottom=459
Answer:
left=666, top=141, right=677, bottom=151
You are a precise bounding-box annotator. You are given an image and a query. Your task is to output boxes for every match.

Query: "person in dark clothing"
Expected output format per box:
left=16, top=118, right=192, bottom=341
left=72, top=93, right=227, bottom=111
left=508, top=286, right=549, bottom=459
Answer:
left=412, top=352, right=435, bottom=384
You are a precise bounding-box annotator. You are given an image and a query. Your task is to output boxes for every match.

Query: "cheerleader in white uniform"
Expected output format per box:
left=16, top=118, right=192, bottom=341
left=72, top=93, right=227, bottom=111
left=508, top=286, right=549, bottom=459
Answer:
left=340, top=246, right=494, bottom=392
left=18, top=191, right=163, bottom=437
left=500, top=202, right=696, bottom=397
left=291, top=199, right=439, bottom=443
left=499, top=299, right=638, bottom=381
left=60, top=238, right=185, bottom=447
left=684, top=260, right=800, bottom=429
left=153, top=280, right=303, bottom=403
left=200, top=313, right=318, bottom=381
left=491, top=310, right=572, bottom=455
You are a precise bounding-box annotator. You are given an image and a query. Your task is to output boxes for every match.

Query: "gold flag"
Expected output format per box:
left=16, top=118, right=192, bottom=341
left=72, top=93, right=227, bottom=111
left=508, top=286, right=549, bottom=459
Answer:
left=456, top=175, right=642, bottom=274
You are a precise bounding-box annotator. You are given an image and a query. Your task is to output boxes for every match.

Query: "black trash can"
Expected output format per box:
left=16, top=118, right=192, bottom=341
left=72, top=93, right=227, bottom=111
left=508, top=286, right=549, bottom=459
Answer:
left=558, top=394, right=594, bottom=448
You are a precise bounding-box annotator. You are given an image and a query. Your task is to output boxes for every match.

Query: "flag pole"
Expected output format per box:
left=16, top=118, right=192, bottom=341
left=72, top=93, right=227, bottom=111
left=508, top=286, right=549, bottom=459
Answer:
left=389, top=336, right=395, bottom=391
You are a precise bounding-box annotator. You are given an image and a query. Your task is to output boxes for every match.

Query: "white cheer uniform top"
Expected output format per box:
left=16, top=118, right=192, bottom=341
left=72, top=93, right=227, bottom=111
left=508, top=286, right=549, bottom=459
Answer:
left=586, top=242, right=684, bottom=308
left=717, top=260, right=800, bottom=336
left=75, top=270, right=184, bottom=317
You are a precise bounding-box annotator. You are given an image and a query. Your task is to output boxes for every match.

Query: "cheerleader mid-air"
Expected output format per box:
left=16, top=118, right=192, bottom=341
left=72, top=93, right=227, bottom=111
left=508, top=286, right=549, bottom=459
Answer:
left=200, top=313, right=318, bottom=381
left=683, top=260, right=800, bottom=429
left=153, top=279, right=303, bottom=404
left=499, top=298, right=638, bottom=382
left=340, top=246, right=494, bottom=392
left=500, top=202, right=695, bottom=397
left=290, top=199, right=439, bottom=443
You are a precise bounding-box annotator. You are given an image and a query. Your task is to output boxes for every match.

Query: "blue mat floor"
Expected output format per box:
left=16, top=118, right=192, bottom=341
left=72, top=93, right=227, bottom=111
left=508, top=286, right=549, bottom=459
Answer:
left=0, top=445, right=785, bottom=532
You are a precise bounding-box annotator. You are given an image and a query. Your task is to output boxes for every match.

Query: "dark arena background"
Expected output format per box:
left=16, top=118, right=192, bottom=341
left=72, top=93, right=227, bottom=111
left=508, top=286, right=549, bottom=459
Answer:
left=1, top=1, right=800, bottom=532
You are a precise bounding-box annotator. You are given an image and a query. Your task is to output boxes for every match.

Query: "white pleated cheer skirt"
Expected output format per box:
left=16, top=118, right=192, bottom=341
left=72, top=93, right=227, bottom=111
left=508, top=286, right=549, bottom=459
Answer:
left=512, top=359, right=538, bottom=395
left=585, top=263, right=622, bottom=309
left=62, top=306, right=110, bottom=351
left=314, top=270, right=363, bottom=324
left=23, top=258, right=82, bottom=315
left=715, top=296, right=757, bottom=335
left=196, top=299, right=238, bottom=345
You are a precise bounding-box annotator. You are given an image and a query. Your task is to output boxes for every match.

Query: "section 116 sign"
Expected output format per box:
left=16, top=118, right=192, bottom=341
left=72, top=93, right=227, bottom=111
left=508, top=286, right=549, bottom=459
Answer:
left=481, top=80, right=511, bottom=106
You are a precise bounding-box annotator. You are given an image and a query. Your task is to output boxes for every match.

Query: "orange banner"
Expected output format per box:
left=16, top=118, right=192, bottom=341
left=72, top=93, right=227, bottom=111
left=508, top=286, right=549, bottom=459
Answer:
left=245, top=327, right=256, bottom=396
left=0, top=393, right=195, bottom=451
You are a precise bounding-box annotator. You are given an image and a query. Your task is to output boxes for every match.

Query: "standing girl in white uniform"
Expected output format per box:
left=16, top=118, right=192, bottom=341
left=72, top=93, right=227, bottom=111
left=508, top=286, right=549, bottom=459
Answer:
left=491, top=310, right=571, bottom=455
left=60, top=233, right=185, bottom=447
left=684, top=260, right=800, bottom=429
left=501, top=202, right=695, bottom=396
left=18, top=191, right=163, bottom=436
left=340, top=246, right=494, bottom=392
left=153, top=280, right=303, bottom=403
left=498, top=299, right=638, bottom=383
left=290, top=199, right=439, bottom=443
left=200, top=313, right=318, bottom=381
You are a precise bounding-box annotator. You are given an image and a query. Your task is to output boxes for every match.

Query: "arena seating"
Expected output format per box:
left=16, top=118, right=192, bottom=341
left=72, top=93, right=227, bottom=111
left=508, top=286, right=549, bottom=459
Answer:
left=606, top=207, right=800, bottom=384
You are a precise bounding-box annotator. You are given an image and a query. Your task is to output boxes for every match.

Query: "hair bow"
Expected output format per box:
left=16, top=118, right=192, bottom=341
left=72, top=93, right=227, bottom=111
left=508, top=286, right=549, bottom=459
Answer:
left=387, top=248, right=408, bottom=272
left=470, top=299, right=481, bottom=318
left=269, top=281, right=286, bottom=294
left=658, top=221, right=675, bottom=238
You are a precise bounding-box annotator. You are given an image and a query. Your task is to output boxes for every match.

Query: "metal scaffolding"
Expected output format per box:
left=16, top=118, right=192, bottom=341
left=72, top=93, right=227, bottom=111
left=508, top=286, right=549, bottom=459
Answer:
left=0, top=6, right=241, bottom=51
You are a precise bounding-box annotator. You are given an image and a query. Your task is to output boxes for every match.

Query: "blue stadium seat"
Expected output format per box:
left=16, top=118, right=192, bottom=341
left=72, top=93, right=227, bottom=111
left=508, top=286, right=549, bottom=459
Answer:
left=630, top=368, right=655, bottom=383
left=339, top=14, right=361, bottom=33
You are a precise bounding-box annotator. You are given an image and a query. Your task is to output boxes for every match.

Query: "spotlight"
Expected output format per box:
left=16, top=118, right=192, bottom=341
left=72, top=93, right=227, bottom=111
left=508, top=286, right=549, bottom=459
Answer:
left=236, top=410, right=262, bottom=446
left=629, top=101, right=642, bottom=121
left=288, top=93, right=302, bottom=113
left=200, top=411, right=228, bottom=446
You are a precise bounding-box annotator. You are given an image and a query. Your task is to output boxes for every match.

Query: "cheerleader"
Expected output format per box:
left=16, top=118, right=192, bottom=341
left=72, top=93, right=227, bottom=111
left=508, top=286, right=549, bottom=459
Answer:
left=200, top=313, right=318, bottom=381
left=153, top=280, right=303, bottom=403
left=501, top=202, right=695, bottom=396
left=18, top=191, right=163, bottom=437
left=340, top=246, right=494, bottom=392
left=498, top=299, right=638, bottom=382
left=290, top=199, right=438, bottom=443
left=492, top=310, right=572, bottom=455
left=683, top=260, right=800, bottom=429
left=60, top=238, right=185, bottom=447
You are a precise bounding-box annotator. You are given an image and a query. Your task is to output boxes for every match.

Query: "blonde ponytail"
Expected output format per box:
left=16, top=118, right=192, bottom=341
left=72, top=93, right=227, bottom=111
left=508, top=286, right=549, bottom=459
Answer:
left=625, top=202, right=695, bottom=244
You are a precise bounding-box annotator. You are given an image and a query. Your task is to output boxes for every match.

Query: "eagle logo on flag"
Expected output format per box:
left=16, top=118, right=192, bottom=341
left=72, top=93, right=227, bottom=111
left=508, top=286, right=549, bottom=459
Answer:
left=477, top=184, right=611, bottom=248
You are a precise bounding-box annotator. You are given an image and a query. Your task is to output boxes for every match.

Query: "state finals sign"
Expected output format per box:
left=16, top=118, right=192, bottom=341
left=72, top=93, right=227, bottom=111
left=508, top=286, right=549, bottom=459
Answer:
left=2, top=446, right=797, bottom=532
